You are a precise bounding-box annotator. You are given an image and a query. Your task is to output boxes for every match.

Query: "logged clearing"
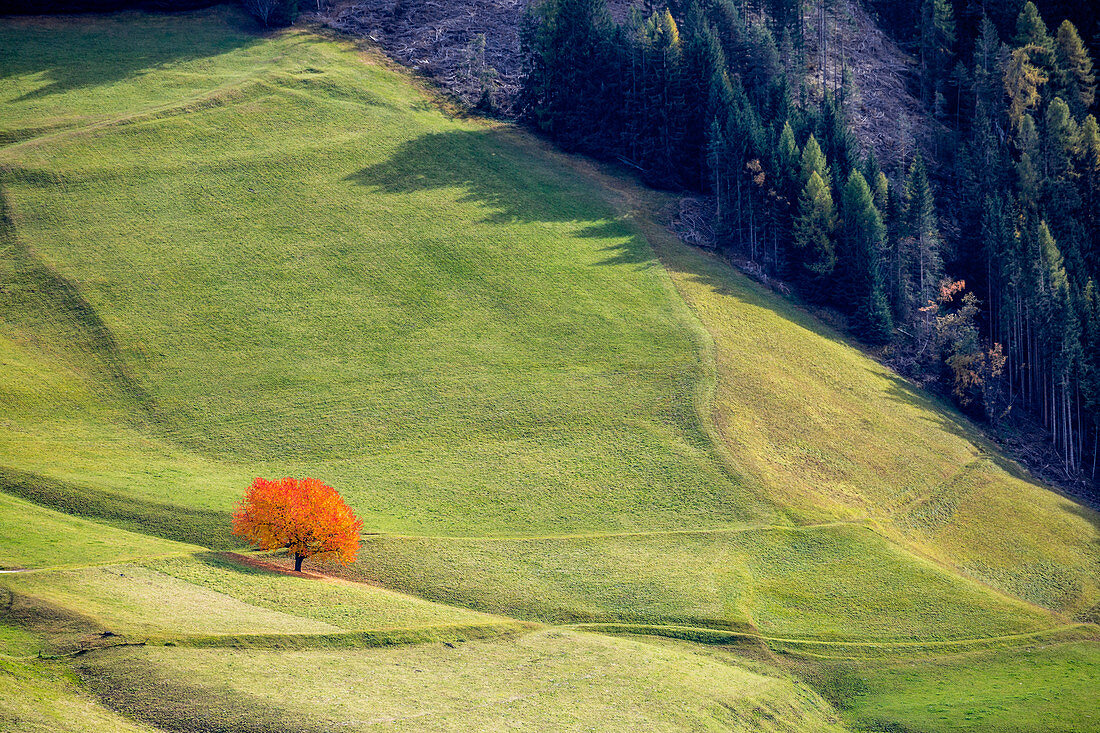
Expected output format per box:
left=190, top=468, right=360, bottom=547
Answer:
left=0, top=7, right=1098, bottom=732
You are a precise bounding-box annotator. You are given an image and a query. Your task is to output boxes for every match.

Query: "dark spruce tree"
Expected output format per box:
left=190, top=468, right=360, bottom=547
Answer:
left=840, top=170, right=893, bottom=342
left=520, top=0, right=617, bottom=154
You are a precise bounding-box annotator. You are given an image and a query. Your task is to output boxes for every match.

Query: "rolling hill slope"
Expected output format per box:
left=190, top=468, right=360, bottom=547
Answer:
left=0, top=7, right=1098, bottom=731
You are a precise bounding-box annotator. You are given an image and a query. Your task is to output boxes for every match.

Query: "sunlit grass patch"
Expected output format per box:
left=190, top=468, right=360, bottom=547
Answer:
left=146, top=553, right=505, bottom=631
left=0, top=490, right=200, bottom=570
left=347, top=524, right=1059, bottom=641
left=77, top=630, right=848, bottom=732
left=798, top=641, right=1100, bottom=732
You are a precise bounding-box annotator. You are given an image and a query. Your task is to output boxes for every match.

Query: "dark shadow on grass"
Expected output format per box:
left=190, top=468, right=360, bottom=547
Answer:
left=77, top=653, right=330, bottom=733
left=1063, top=502, right=1100, bottom=621
left=193, top=552, right=271, bottom=575
left=0, top=183, right=157, bottom=414
left=0, top=465, right=237, bottom=549
left=0, top=7, right=262, bottom=102
left=876, top=369, right=982, bottom=446
left=345, top=128, right=654, bottom=267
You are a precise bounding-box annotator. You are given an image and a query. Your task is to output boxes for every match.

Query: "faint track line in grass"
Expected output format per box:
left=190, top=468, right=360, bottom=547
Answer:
left=570, top=621, right=1100, bottom=653
left=0, top=72, right=270, bottom=156
left=376, top=520, right=865, bottom=543
left=0, top=550, right=202, bottom=575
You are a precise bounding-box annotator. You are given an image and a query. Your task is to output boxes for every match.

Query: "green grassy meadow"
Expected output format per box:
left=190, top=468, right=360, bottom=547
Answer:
left=785, top=641, right=1100, bottom=732
left=75, top=630, right=847, bottom=733
left=0, top=7, right=1098, bottom=731
left=0, top=490, right=200, bottom=569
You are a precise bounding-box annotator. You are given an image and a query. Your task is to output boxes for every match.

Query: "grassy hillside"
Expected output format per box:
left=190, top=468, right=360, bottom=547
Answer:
left=650, top=215, right=1100, bottom=618
left=347, top=524, right=1058, bottom=641
left=0, top=7, right=1098, bottom=732
left=0, top=9, right=773, bottom=538
left=804, top=642, right=1100, bottom=732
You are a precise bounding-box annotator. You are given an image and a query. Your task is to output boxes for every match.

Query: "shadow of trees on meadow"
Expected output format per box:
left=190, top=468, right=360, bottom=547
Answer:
left=0, top=7, right=262, bottom=103
left=345, top=128, right=654, bottom=268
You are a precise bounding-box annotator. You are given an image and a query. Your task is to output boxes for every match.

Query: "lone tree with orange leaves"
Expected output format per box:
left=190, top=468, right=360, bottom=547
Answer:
left=232, top=477, right=363, bottom=572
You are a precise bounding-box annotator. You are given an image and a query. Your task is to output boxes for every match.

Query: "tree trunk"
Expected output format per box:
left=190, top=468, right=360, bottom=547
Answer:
left=294, top=553, right=305, bottom=572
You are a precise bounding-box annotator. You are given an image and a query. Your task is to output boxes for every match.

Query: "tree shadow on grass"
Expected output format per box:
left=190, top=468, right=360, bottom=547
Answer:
left=77, top=654, right=329, bottom=733
left=0, top=465, right=236, bottom=550
left=193, top=552, right=273, bottom=576
left=344, top=128, right=655, bottom=267
left=0, top=7, right=263, bottom=103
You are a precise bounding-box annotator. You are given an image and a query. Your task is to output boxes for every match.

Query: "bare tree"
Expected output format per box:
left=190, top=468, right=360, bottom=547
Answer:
left=244, top=0, right=278, bottom=26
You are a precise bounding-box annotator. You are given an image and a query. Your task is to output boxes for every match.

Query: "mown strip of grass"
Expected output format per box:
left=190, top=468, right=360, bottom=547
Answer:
left=0, top=564, right=339, bottom=637
left=146, top=553, right=505, bottom=631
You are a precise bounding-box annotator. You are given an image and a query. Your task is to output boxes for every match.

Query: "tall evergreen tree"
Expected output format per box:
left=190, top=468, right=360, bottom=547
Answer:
left=840, top=170, right=893, bottom=342
left=680, top=4, right=729, bottom=190
left=1082, top=279, right=1100, bottom=477
left=637, top=8, right=688, bottom=187
left=905, top=154, right=944, bottom=312
left=773, top=119, right=801, bottom=269
left=777, top=121, right=800, bottom=181
left=1015, top=1, right=1052, bottom=52
left=1053, top=20, right=1096, bottom=117
left=1005, top=46, right=1049, bottom=130
left=818, top=94, right=857, bottom=188
left=919, top=0, right=957, bottom=114
left=1038, top=220, right=1082, bottom=471
left=1041, top=97, right=1084, bottom=275
left=1015, top=113, right=1042, bottom=210
left=1077, top=115, right=1100, bottom=278
left=799, top=133, right=829, bottom=185
left=793, top=170, right=837, bottom=300
left=520, top=0, right=616, bottom=151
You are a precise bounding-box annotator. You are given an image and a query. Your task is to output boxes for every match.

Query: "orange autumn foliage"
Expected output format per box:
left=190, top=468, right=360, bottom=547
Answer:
left=232, top=477, right=363, bottom=572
